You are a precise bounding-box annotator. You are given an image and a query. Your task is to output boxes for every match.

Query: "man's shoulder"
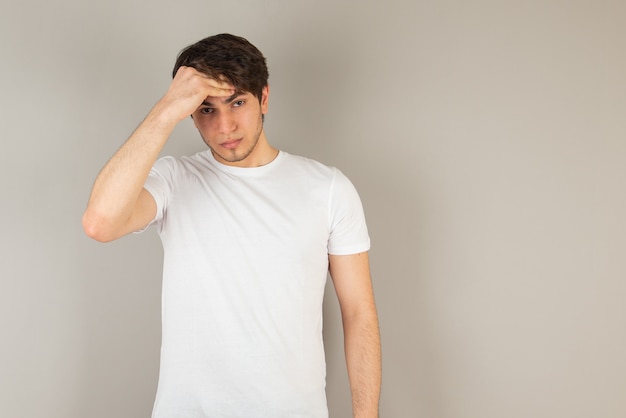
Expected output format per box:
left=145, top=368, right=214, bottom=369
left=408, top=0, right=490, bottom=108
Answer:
left=279, top=151, right=338, bottom=178
left=152, top=151, right=213, bottom=173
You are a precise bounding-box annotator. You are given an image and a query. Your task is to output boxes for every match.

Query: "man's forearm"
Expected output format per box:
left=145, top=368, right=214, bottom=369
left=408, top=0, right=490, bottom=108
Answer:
left=344, top=308, right=382, bottom=418
left=82, top=105, right=176, bottom=240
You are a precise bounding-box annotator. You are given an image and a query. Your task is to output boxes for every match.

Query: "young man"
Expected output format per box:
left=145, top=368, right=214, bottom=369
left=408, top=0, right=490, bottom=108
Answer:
left=83, top=34, right=381, bottom=418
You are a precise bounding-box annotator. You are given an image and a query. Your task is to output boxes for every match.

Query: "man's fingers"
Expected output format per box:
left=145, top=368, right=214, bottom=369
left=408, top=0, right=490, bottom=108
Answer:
left=205, top=82, right=235, bottom=97
left=204, top=80, right=236, bottom=97
left=163, top=66, right=238, bottom=121
left=176, top=66, right=235, bottom=97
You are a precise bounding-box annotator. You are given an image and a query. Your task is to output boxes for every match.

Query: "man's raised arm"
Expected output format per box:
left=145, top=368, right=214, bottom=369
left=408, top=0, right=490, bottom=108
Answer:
left=82, top=67, right=234, bottom=242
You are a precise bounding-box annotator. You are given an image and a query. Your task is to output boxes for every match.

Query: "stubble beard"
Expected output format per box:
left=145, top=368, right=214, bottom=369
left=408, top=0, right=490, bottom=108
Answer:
left=202, top=113, right=264, bottom=164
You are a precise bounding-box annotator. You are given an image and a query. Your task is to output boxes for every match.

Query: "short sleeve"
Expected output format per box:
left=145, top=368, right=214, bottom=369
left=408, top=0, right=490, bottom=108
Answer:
left=327, top=168, right=371, bottom=255
left=134, top=156, right=176, bottom=234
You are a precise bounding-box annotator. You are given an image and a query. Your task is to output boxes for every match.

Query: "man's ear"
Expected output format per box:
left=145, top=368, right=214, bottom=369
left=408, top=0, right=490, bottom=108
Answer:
left=190, top=113, right=199, bottom=128
left=261, top=85, right=270, bottom=114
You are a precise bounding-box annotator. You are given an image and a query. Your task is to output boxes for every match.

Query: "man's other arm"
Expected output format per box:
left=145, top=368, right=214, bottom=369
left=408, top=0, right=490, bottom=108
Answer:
left=329, top=251, right=381, bottom=418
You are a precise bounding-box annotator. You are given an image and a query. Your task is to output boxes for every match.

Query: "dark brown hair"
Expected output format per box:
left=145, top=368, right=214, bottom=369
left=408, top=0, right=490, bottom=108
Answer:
left=173, top=34, right=269, bottom=101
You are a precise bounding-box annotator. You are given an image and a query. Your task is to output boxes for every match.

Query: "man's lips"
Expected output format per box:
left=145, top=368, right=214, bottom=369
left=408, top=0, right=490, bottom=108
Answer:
left=221, top=139, right=242, bottom=150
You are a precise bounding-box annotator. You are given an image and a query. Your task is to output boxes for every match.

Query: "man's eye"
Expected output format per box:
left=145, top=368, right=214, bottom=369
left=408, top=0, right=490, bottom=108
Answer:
left=233, top=100, right=245, bottom=107
left=200, top=108, right=214, bottom=114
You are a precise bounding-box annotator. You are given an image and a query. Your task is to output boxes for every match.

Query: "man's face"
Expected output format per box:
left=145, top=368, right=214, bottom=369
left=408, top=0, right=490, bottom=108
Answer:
left=192, top=86, right=269, bottom=167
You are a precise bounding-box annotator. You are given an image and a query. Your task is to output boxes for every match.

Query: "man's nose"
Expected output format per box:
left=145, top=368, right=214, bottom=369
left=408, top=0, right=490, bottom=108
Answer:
left=217, top=111, right=236, bottom=133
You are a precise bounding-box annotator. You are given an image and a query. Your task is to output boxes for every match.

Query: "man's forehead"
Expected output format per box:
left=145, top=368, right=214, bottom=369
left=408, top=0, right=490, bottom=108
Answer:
left=202, top=91, right=249, bottom=106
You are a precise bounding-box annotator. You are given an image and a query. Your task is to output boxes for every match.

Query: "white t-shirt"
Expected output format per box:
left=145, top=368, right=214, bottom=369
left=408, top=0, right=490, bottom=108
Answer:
left=141, top=150, right=370, bottom=418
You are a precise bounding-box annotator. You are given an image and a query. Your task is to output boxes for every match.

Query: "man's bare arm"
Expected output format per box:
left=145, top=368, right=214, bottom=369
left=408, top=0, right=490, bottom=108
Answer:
left=82, top=67, right=234, bottom=242
left=329, top=252, right=382, bottom=418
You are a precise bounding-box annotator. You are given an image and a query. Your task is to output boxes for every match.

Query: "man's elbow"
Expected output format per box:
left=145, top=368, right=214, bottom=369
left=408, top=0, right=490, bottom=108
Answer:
left=82, top=210, right=119, bottom=243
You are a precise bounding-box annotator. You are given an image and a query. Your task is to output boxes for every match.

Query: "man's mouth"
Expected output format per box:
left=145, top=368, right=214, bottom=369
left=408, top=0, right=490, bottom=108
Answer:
left=221, top=139, right=242, bottom=150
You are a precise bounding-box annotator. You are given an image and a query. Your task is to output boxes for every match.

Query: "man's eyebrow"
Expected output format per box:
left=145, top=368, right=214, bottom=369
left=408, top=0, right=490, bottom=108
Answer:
left=201, top=92, right=244, bottom=107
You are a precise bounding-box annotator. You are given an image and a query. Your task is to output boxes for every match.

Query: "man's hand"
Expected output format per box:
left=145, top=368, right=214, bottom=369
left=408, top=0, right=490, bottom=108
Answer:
left=158, top=66, right=235, bottom=124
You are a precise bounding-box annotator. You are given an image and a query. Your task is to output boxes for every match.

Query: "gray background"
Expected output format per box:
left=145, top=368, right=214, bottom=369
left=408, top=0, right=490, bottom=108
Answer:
left=1, top=0, right=625, bottom=417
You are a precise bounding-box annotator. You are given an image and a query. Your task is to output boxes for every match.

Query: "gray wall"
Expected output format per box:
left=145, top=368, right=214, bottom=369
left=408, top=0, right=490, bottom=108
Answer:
left=1, top=1, right=625, bottom=417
